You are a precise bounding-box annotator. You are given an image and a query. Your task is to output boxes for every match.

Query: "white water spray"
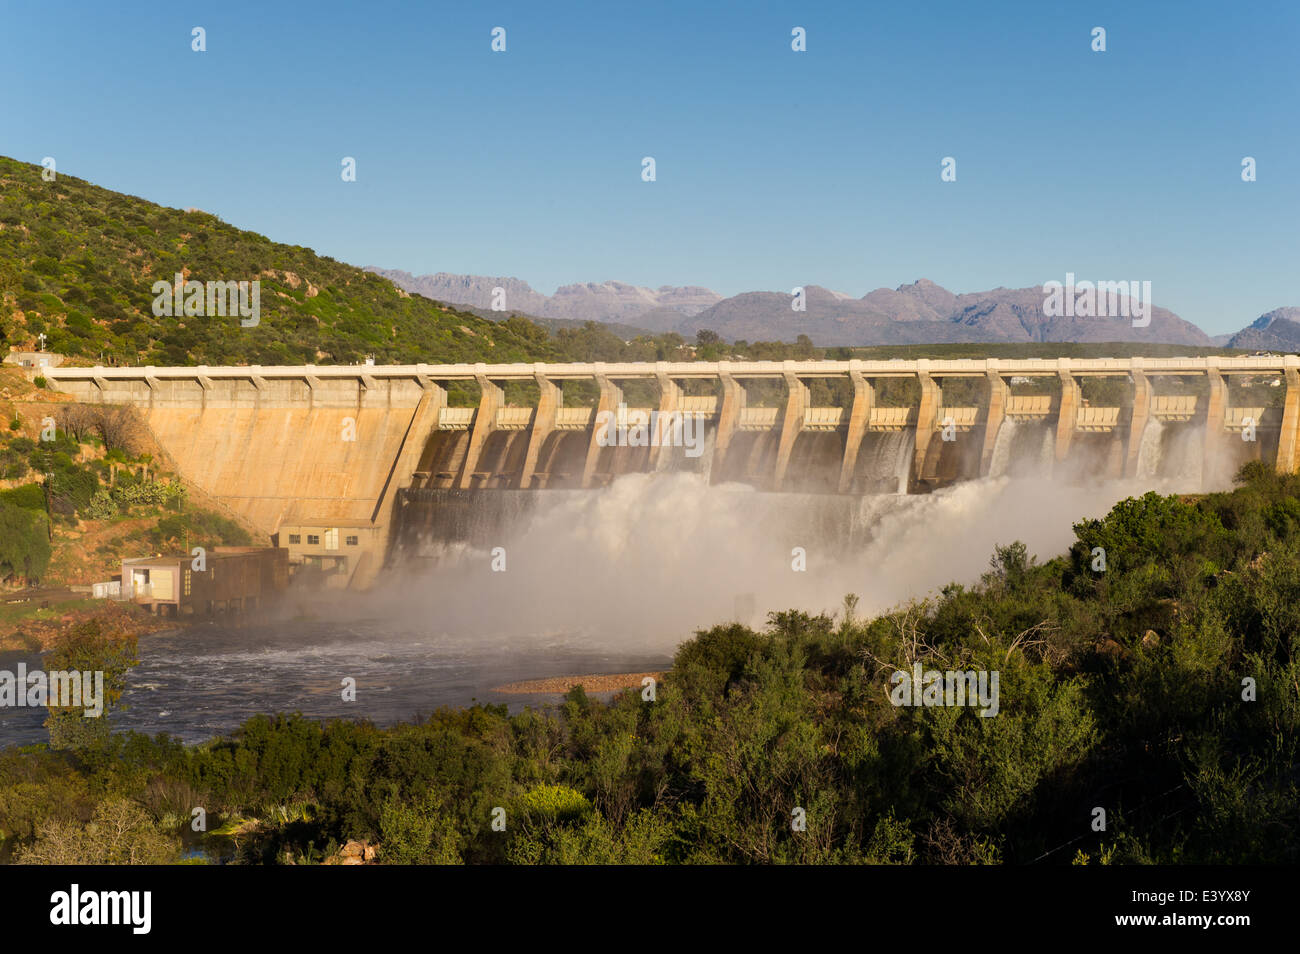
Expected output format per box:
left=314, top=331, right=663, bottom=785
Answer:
left=372, top=462, right=1223, bottom=653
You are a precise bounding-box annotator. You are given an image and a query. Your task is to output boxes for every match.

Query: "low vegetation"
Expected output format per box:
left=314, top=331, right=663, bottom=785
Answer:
left=1, top=463, right=1295, bottom=864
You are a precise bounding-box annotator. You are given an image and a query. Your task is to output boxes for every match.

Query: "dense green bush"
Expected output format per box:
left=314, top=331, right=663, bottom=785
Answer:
left=149, top=510, right=250, bottom=550
left=0, top=482, right=45, bottom=511
left=1, top=463, right=1298, bottom=866
left=0, top=501, right=50, bottom=582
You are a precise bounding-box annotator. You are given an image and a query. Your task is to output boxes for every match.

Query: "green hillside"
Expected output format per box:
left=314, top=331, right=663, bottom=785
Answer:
left=0, top=155, right=557, bottom=366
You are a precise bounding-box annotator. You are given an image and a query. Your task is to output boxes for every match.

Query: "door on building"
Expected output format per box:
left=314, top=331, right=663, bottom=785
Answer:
left=153, top=569, right=174, bottom=601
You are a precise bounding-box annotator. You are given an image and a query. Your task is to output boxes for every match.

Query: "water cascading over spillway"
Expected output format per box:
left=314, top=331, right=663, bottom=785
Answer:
left=377, top=375, right=1259, bottom=649
left=987, top=420, right=1017, bottom=478
left=1135, top=418, right=1166, bottom=479
left=381, top=461, right=1205, bottom=649
left=392, top=489, right=545, bottom=562
left=1135, top=419, right=1204, bottom=486
left=855, top=431, right=916, bottom=494
left=786, top=431, right=848, bottom=494
left=988, top=420, right=1054, bottom=479
left=657, top=421, right=717, bottom=476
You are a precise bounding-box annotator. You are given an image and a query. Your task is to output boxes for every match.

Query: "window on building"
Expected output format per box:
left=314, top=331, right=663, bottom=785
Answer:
left=288, top=534, right=301, bottom=544
left=183, top=569, right=192, bottom=596
left=307, top=534, right=320, bottom=545
left=324, top=528, right=340, bottom=551
left=346, top=535, right=359, bottom=546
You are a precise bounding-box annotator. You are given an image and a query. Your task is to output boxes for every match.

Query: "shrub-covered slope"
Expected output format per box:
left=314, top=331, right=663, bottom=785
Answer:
left=0, top=155, right=556, bottom=366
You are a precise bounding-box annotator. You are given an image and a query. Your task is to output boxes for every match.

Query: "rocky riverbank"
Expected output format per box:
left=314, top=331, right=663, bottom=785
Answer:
left=0, top=598, right=175, bottom=652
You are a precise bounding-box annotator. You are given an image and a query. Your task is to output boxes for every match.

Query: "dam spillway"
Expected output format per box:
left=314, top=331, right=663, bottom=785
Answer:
left=41, top=356, right=1300, bottom=587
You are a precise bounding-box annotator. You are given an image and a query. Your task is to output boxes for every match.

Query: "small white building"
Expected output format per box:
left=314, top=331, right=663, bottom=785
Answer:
left=4, top=350, right=64, bottom=370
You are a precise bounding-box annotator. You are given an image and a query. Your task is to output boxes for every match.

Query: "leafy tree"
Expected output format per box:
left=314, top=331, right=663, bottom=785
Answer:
left=15, top=797, right=180, bottom=865
left=43, top=619, right=140, bottom=751
left=0, top=501, right=50, bottom=582
left=378, top=791, right=464, bottom=865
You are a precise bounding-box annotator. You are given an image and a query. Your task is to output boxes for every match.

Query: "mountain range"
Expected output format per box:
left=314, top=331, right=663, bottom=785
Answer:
left=1220, top=308, right=1300, bottom=353
left=366, top=270, right=721, bottom=326
left=369, top=269, right=1299, bottom=351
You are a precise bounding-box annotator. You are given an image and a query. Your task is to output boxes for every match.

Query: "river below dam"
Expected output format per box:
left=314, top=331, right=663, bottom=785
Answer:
left=0, top=622, right=672, bottom=747
left=1, top=462, right=1214, bottom=749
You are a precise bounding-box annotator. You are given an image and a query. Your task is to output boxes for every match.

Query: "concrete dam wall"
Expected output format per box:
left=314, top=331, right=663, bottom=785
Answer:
left=43, top=356, right=1300, bottom=587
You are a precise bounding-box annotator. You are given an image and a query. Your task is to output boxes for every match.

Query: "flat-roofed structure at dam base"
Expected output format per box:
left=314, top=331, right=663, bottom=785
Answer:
left=43, top=356, right=1298, bottom=588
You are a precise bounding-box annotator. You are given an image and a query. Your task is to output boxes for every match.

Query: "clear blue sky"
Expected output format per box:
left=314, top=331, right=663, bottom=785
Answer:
left=1, top=0, right=1296, bottom=334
